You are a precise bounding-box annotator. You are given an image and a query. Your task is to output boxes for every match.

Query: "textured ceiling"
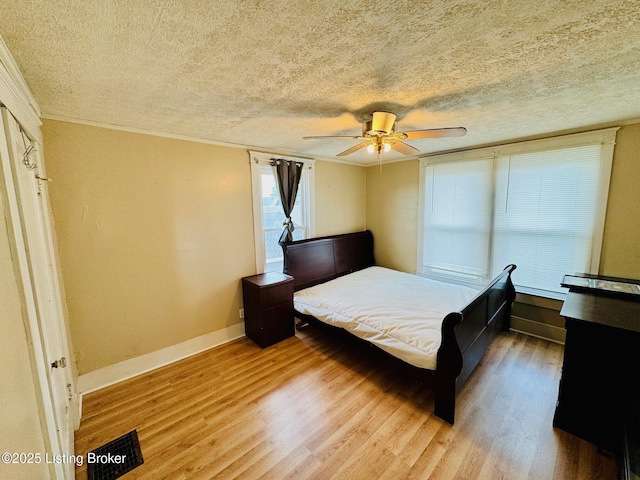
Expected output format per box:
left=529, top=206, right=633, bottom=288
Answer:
left=1, top=0, right=639, bottom=165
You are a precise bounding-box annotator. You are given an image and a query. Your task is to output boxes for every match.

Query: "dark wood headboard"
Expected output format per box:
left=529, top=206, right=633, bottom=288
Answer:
left=281, top=230, right=375, bottom=291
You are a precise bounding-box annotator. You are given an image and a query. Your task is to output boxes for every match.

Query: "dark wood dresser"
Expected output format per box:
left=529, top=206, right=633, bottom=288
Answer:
left=241, top=272, right=294, bottom=348
left=554, top=278, right=640, bottom=479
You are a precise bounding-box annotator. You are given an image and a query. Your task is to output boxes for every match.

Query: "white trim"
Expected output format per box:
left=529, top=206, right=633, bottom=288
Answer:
left=1, top=36, right=68, bottom=478
left=44, top=114, right=258, bottom=151
left=0, top=36, right=42, bottom=142
left=250, top=158, right=266, bottom=273
left=416, top=158, right=427, bottom=275
left=592, top=139, right=615, bottom=272
left=78, top=323, right=246, bottom=394
left=420, top=128, right=619, bottom=167
left=0, top=110, right=68, bottom=479
left=306, top=167, right=316, bottom=239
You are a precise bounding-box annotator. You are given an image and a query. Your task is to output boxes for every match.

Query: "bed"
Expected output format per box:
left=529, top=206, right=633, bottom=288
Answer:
left=281, top=230, right=516, bottom=424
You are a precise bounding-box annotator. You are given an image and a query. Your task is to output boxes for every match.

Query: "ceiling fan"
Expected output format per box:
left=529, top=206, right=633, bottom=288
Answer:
left=303, top=111, right=466, bottom=157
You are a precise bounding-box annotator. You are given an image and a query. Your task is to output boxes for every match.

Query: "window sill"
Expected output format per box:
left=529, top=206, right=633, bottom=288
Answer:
left=514, top=287, right=565, bottom=310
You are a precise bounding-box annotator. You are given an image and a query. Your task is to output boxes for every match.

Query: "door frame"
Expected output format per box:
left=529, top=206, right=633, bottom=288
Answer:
left=0, top=37, right=78, bottom=480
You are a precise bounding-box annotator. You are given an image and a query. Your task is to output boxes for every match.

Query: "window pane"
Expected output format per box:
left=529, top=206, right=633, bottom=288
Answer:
left=422, top=159, right=493, bottom=281
left=492, top=145, right=602, bottom=294
left=264, top=230, right=283, bottom=262
left=261, top=167, right=284, bottom=229
left=260, top=165, right=308, bottom=269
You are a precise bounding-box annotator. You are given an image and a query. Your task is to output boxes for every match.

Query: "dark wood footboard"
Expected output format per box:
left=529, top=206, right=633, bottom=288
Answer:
left=282, top=231, right=516, bottom=425
left=434, top=264, right=517, bottom=424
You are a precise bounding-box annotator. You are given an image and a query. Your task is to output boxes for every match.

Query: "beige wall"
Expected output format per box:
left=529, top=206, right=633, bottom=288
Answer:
left=600, top=123, right=640, bottom=278
left=0, top=190, right=52, bottom=480
left=42, top=120, right=366, bottom=374
left=315, top=160, right=366, bottom=236
left=365, top=160, right=419, bottom=273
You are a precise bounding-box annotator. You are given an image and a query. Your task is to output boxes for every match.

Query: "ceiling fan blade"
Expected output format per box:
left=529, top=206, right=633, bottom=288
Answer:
left=389, top=140, right=420, bottom=156
left=402, top=127, right=467, bottom=140
left=336, top=142, right=370, bottom=157
left=371, top=112, right=397, bottom=133
left=303, top=135, right=363, bottom=140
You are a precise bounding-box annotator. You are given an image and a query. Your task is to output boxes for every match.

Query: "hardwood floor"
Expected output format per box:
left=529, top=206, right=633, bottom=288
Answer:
left=74, top=327, right=617, bottom=479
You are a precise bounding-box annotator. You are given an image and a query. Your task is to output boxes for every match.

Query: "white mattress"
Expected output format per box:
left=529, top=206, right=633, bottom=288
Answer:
left=294, top=266, right=479, bottom=370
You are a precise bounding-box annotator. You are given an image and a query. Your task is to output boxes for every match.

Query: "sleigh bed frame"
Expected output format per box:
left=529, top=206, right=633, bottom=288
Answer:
left=282, top=230, right=516, bottom=424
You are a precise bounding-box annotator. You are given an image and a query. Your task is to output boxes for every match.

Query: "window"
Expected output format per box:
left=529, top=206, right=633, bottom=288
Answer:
left=250, top=151, right=315, bottom=273
left=418, top=129, right=617, bottom=298
left=421, top=158, right=494, bottom=282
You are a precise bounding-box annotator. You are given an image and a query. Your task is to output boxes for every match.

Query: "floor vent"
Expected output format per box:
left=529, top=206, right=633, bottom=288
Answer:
left=87, top=430, right=144, bottom=480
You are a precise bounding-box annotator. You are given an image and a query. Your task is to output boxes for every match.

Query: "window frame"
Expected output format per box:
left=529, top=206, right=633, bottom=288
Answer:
left=417, top=128, right=618, bottom=298
left=420, top=156, right=496, bottom=286
left=249, top=151, right=316, bottom=273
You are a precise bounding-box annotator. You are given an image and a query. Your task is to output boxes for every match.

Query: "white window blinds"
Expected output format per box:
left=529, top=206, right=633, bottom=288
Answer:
left=422, top=158, right=493, bottom=283
left=492, top=145, right=603, bottom=295
left=419, top=129, right=616, bottom=297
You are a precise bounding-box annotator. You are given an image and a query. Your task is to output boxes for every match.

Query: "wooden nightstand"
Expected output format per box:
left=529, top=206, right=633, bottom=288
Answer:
left=241, top=272, right=295, bottom=348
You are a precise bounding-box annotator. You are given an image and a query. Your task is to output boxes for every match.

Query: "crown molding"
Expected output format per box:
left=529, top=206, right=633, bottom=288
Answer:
left=42, top=114, right=370, bottom=167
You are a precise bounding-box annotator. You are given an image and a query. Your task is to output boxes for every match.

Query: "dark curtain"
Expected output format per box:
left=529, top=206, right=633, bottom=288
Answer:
left=273, top=159, right=304, bottom=245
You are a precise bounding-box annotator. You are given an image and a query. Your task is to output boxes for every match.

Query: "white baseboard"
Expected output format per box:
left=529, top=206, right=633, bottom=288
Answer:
left=71, top=392, right=82, bottom=431
left=78, top=323, right=245, bottom=395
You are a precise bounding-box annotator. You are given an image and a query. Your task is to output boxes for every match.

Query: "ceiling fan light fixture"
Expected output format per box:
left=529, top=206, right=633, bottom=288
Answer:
left=302, top=111, right=467, bottom=158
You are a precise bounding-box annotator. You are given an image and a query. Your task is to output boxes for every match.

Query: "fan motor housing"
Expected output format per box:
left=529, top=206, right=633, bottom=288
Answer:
left=363, top=119, right=396, bottom=136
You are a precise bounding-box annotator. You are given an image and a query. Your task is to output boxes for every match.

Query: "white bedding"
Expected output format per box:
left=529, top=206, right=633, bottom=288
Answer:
left=293, top=266, right=479, bottom=370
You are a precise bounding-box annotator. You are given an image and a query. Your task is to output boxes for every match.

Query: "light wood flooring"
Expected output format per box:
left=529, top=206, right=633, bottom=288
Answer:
left=75, top=326, right=617, bottom=479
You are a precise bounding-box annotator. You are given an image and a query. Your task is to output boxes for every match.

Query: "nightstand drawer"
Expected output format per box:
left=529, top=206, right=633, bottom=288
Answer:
left=245, top=303, right=294, bottom=348
left=262, top=303, right=294, bottom=330
left=248, top=322, right=295, bottom=348
left=245, top=303, right=293, bottom=334
left=259, top=282, right=294, bottom=307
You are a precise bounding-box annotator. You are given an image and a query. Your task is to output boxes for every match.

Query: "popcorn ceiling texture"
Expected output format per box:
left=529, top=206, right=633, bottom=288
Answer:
left=1, top=0, right=639, bottom=164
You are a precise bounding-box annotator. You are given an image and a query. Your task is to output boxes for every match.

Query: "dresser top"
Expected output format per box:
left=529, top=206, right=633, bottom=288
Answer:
left=561, top=291, right=640, bottom=334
